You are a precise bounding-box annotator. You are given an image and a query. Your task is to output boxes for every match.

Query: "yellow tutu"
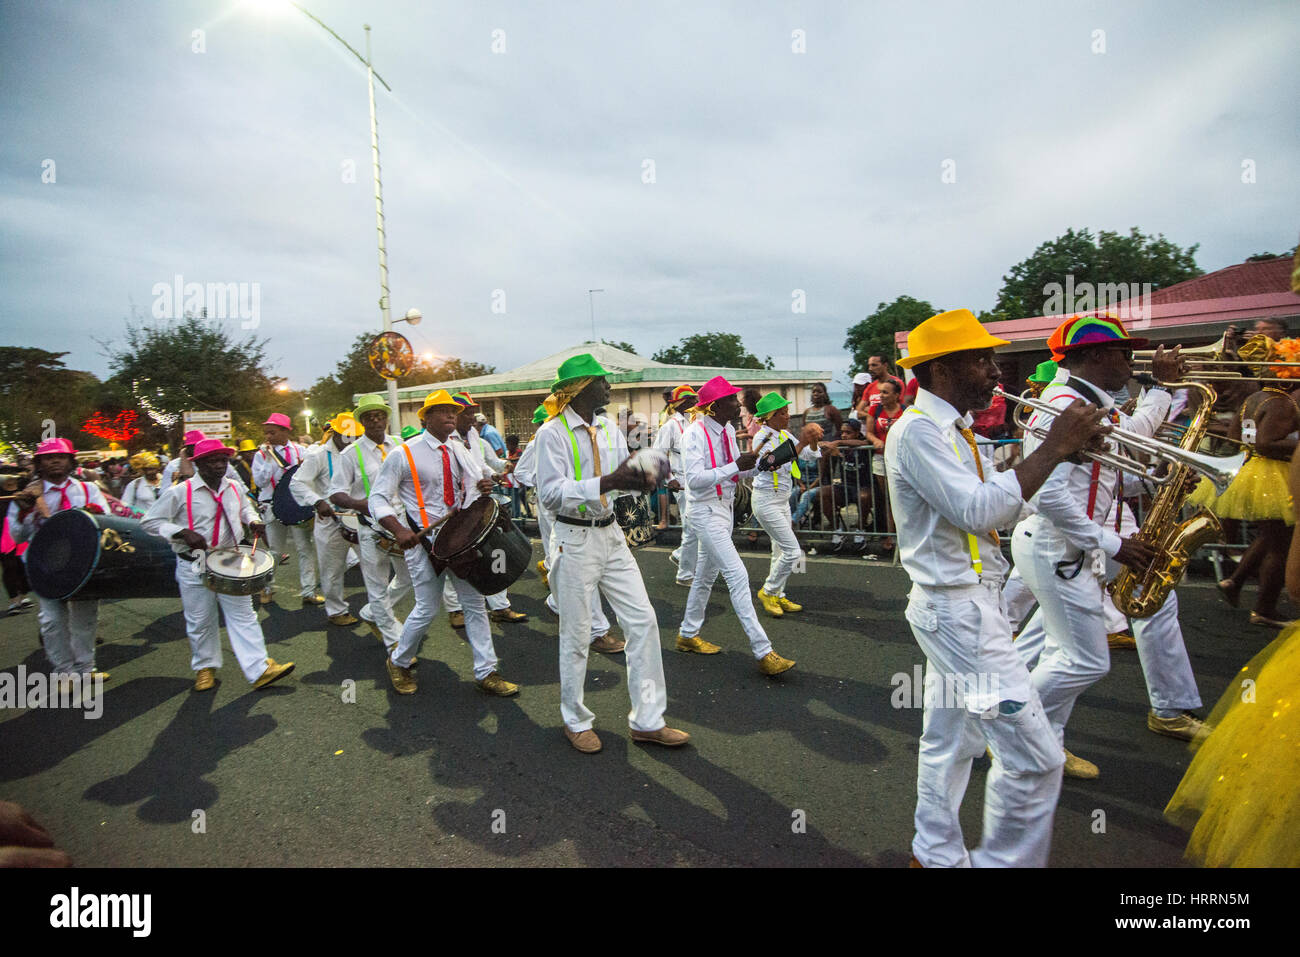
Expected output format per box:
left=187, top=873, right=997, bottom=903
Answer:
left=1165, top=623, right=1300, bottom=867
left=1196, top=455, right=1295, bottom=523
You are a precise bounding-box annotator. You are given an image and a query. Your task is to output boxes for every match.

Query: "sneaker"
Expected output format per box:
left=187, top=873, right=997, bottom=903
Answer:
left=1147, top=710, right=1212, bottom=744
left=675, top=634, right=721, bottom=655
left=1063, top=748, right=1099, bottom=779
left=193, top=668, right=216, bottom=692
left=776, top=595, right=803, bottom=613
left=758, top=651, right=795, bottom=676
left=477, top=671, right=520, bottom=697
left=253, top=658, right=295, bottom=690
left=385, top=657, right=416, bottom=694
left=756, top=588, right=784, bottom=617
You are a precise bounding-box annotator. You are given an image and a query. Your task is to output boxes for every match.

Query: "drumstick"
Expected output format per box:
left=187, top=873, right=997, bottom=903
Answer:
left=414, top=510, right=456, bottom=542
left=242, top=533, right=261, bottom=574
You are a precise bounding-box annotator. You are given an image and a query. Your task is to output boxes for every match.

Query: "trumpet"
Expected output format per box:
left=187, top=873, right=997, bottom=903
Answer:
left=993, top=386, right=1246, bottom=494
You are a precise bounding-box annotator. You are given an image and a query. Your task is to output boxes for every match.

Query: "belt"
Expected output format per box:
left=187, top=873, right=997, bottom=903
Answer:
left=555, top=513, right=615, bottom=528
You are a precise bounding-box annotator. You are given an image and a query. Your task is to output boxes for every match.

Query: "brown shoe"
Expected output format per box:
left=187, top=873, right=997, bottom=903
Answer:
left=908, top=854, right=924, bottom=868
left=1107, top=631, right=1136, bottom=649
left=385, top=657, right=416, bottom=694
left=193, top=668, right=216, bottom=692
left=448, top=611, right=465, bottom=629
left=477, top=671, right=519, bottom=696
left=253, top=658, right=295, bottom=689
left=488, top=608, right=528, bottom=623
left=328, top=612, right=359, bottom=626
left=564, top=727, right=602, bottom=754
left=630, top=725, right=691, bottom=747
left=758, top=651, right=796, bottom=676
left=590, top=633, right=626, bottom=654
left=676, top=634, right=721, bottom=655
left=302, top=593, right=326, bottom=606
left=1147, top=710, right=1212, bottom=744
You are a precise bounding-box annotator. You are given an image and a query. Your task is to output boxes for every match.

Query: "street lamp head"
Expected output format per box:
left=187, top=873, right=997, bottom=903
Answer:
left=403, top=308, right=422, bottom=326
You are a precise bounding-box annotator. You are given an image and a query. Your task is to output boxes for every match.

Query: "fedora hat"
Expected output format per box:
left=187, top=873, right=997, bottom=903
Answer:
left=897, top=309, right=1010, bottom=369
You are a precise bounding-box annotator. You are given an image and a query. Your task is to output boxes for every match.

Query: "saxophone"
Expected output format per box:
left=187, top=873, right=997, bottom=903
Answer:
left=1108, top=381, right=1224, bottom=618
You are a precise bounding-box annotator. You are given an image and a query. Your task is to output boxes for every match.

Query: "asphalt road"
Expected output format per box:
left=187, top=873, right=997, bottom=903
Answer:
left=0, top=540, right=1279, bottom=868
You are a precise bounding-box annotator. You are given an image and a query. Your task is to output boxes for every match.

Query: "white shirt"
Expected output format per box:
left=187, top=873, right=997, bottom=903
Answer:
left=652, top=411, right=690, bottom=482
left=511, top=439, right=538, bottom=489
left=681, top=415, right=754, bottom=507
left=329, top=433, right=399, bottom=507
left=251, top=442, right=307, bottom=503
left=751, top=424, right=819, bottom=496
left=367, top=431, right=483, bottom=528
left=161, top=456, right=241, bottom=489
left=141, top=475, right=260, bottom=556
left=290, top=440, right=350, bottom=508
left=1020, top=372, right=1171, bottom=556
left=450, top=426, right=507, bottom=476
left=534, top=407, right=625, bottom=521
left=884, top=388, right=1025, bottom=587
left=121, top=475, right=164, bottom=511
left=7, top=477, right=110, bottom=543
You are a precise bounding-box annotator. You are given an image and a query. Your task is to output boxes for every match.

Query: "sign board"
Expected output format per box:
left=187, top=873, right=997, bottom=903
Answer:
left=183, top=411, right=233, bottom=440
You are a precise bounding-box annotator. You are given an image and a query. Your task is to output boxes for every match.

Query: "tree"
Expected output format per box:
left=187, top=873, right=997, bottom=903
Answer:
left=652, top=333, right=772, bottom=369
left=989, top=227, right=1202, bottom=320
left=843, top=296, right=940, bottom=371
left=601, top=339, right=638, bottom=354
left=0, top=347, right=102, bottom=448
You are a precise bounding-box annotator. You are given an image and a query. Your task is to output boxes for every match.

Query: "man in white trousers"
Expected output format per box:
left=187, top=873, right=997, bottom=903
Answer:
left=142, top=439, right=294, bottom=692
left=368, top=390, right=518, bottom=698
left=291, top=412, right=362, bottom=626
left=675, top=375, right=796, bottom=676
left=654, top=384, right=701, bottom=587
left=888, top=309, right=1110, bottom=867
left=251, top=412, right=321, bottom=607
left=534, top=353, right=688, bottom=753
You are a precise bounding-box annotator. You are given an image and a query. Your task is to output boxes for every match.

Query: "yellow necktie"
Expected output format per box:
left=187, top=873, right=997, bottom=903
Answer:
left=958, top=426, right=1000, bottom=545
left=586, top=426, right=608, bottom=507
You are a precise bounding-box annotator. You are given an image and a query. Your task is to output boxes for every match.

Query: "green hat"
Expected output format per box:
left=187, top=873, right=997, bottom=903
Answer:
left=401, top=425, right=419, bottom=440
left=532, top=404, right=548, bottom=424
left=551, top=353, right=609, bottom=391
left=353, top=393, right=390, bottom=420
left=754, top=391, right=790, bottom=419
left=1027, top=360, right=1059, bottom=384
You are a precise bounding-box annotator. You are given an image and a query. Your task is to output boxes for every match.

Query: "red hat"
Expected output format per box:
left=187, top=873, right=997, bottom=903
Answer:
left=1048, top=314, right=1149, bottom=361
left=264, top=413, right=292, bottom=429
left=183, top=429, right=206, bottom=445
left=695, top=375, right=741, bottom=408
left=34, top=437, right=76, bottom=457
left=191, top=438, right=236, bottom=460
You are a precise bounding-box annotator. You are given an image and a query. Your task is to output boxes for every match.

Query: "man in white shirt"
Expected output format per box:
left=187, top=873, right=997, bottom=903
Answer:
left=251, top=413, right=321, bottom=606
left=121, top=451, right=164, bottom=515
left=653, top=384, right=700, bottom=587
left=368, top=390, right=518, bottom=698
left=675, top=375, right=796, bottom=676
left=7, top=438, right=110, bottom=683
left=328, top=394, right=411, bottom=653
left=887, top=308, right=1108, bottom=868
left=535, top=353, right=688, bottom=753
left=142, top=439, right=294, bottom=692
left=291, top=413, right=362, bottom=626
left=162, top=430, right=246, bottom=492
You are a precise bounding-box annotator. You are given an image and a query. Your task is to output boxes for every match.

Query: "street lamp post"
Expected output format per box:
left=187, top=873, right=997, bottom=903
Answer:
left=302, top=408, right=313, bottom=437
left=588, top=289, right=604, bottom=342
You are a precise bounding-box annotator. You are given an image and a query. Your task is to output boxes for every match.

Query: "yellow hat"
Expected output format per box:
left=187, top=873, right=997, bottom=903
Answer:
left=327, top=412, right=362, bottom=437
left=897, top=309, right=1010, bottom=369
left=416, top=389, right=460, bottom=419
left=238, top=439, right=257, bottom=452
left=130, top=451, right=160, bottom=470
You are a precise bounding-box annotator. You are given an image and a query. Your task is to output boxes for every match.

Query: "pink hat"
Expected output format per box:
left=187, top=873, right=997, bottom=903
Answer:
left=264, top=413, right=292, bottom=429
left=34, top=437, right=76, bottom=457
left=694, top=375, right=742, bottom=408
left=183, top=429, right=206, bottom=445
left=191, top=438, right=236, bottom=460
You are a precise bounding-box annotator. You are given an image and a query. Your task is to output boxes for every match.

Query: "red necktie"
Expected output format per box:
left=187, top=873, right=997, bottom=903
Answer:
left=52, top=483, right=71, bottom=511
left=723, top=428, right=737, bottom=483
left=440, top=446, right=456, bottom=507
left=206, top=488, right=226, bottom=547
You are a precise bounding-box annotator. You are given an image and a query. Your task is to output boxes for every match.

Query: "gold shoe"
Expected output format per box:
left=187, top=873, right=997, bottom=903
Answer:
left=757, top=588, right=784, bottom=617
left=385, top=657, right=416, bottom=694
left=590, top=633, right=626, bottom=654
left=776, top=595, right=803, bottom=613
left=1107, top=631, right=1136, bottom=649
left=328, top=612, right=359, bottom=626
left=489, top=608, right=528, bottom=623
left=1147, top=710, right=1212, bottom=744
left=758, top=651, right=796, bottom=676
left=565, top=727, right=602, bottom=754
left=1063, top=748, right=1099, bottom=780
left=630, top=725, right=691, bottom=747
left=259, top=588, right=274, bottom=605
left=302, top=593, right=326, bottom=606
left=536, top=559, right=549, bottom=587
left=253, top=658, right=295, bottom=690
left=90, top=671, right=110, bottom=682
left=448, top=611, right=465, bottom=629
left=676, top=634, right=721, bottom=655
left=194, top=668, right=216, bottom=692
left=675, top=578, right=694, bottom=588
left=477, top=671, right=519, bottom=697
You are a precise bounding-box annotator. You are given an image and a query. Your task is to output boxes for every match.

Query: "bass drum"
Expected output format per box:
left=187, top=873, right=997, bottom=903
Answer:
left=430, top=496, right=531, bottom=594
left=733, top=480, right=753, bottom=527
left=271, top=463, right=316, bottom=526
left=26, top=508, right=178, bottom=601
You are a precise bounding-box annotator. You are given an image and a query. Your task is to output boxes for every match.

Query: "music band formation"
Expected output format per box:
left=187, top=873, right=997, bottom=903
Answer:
left=6, top=309, right=1298, bottom=867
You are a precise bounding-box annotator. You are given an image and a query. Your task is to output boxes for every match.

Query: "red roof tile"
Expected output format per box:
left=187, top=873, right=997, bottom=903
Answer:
left=1151, top=257, right=1293, bottom=304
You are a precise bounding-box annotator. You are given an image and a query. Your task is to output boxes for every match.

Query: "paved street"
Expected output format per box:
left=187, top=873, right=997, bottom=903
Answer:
left=0, top=541, right=1276, bottom=868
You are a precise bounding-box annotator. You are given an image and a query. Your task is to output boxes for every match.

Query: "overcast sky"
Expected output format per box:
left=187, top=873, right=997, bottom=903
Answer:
left=2, top=0, right=1297, bottom=395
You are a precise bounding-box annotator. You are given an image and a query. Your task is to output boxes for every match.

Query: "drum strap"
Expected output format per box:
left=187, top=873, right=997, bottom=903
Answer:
left=402, top=442, right=453, bottom=527
left=265, top=444, right=297, bottom=490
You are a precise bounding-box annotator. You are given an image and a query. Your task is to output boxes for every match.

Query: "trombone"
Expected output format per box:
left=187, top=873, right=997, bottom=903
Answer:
left=993, top=386, right=1246, bottom=494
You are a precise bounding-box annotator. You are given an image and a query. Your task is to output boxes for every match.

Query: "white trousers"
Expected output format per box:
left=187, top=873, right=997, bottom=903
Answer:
left=543, top=505, right=610, bottom=638
left=1001, top=566, right=1036, bottom=634
left=669, top=490, right=700, bottom=582
left=37, top=597, right=98, bottom=674
left=313, top=515, right=357, bottom=617
left=905, top=581, right=1064, bottom=868
left=177, top=559, right=269, bottom=682
left=753, top=487, right=802, bottom=596
left=442, top=579, right=510, bottom=612
left=550, top=520, right=668, bottom=733
left=358, top=528, right=412, bottom=650
left=263, top=512, right=317, bottom=596
left=394, top=541, right=498, bottom=680
left=679, top=500, right=771, bottom=658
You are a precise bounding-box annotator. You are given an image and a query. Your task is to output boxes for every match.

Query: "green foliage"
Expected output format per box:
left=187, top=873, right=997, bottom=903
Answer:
left=652, top=332, right=772, bottom=369
left=843, top=296, right=940, bottom=370
left=0, top=348, right=102, bottom=447
left=310, top=334, right=496, bottom=415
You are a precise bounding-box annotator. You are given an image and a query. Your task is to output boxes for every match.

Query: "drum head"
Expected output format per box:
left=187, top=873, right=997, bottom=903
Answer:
left=431, top=497, right=495, bottom=561
left=26, top=509, right=98, bottom=600
left=340, top=513, right=360, bottom=531
left=206, top=546, right=274, bottom=578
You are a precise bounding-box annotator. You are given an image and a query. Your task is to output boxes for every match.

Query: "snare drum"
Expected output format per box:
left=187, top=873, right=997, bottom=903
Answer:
left=203, top=546, right=275, bottom=595
left=339, top=512, right=361, bottom=545
left=359, top=515, right=405, bottom=555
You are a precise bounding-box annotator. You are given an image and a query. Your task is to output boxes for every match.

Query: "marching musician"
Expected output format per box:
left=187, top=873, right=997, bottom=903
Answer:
left=886, top=309, right=1108, bottom=867
left=674, top=375, right=797, bottom=676
left=162, top=430, right=248, bottom=491
left=7, top=438, right=111, bottom=684
left=252, top=413, right=321, bottom=607
left=534, top=354, right=688, bottom=752
left=142, top=438, right=294, bottom=692
left=653, top=384, right=700, bottom=588
left=1010, top=315, right=1195, bottom=779
left=367, top=390, right=518, bottom=698
left=291, top=412, right=362, bottom=627
left=120, top=452, right=164, bottom=514
left=328, top=394, right=411, bottom=653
